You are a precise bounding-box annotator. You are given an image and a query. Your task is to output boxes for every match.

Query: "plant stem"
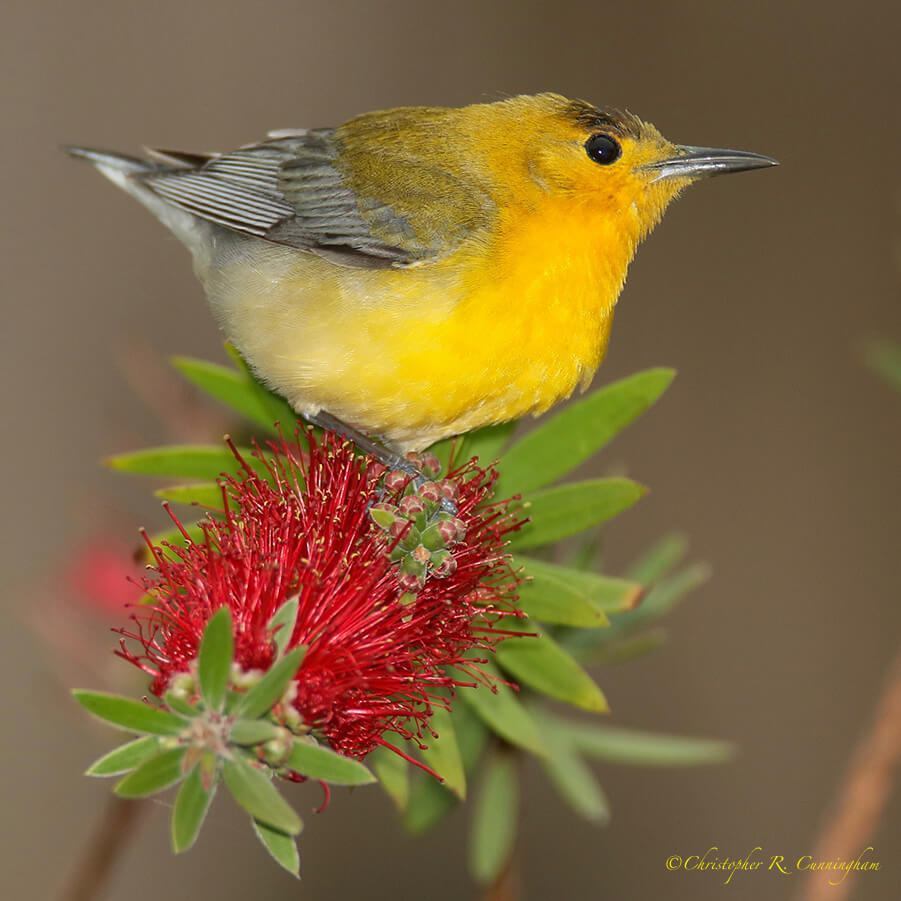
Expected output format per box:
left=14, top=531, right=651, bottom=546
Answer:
left=59, top=796, right=145, bottom=901
left=799, top=645, right=901, bottom=901
left=481, top=851, right=519, bottom=901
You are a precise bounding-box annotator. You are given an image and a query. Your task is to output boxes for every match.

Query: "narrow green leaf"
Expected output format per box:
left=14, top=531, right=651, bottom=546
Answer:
left=496, top=368, right=675, bottom=496
left=547, top=716, right=735, bottom=766
left=115, top=747, right=187, bottom=798
left=155, top=482, right=224, bottom=509
left=457, top=421, right=518, bottom=466
left=608, top=564, right=710, bottom=635
left=458, top=661, right=546, bottom=757
left=222, top=758, right=302, bottom=834
left=566, top=629, right=668, bottom=666
left=197, top=607, right=234, bottom=711
left=230, top=720, right=284, bottom=746
left=163, top=692, right=201, bottom=718
left=495, top=621, right=608, bottom=712
left=73, top=690, right=185, bottom=736
left=368, top=745, right=409, bottom=811
left=626, top=533, right=689, bottom=584
left=172, top=356, right=280, bottom=432
left=232, top=647, right=305, bottom=720
left=86, top=736, right=160, bottom=777
left=106, top=445, right=247, bottom=480
left=469, top=752, right=519, bottom=885
left=418, top=704, right=466, bottom=799
left=285, top=740, right=375, bottom=786
left=223, top=342, right=300, bottom=430
left=510, top=478, right=646, bottom=550
left=404, top=776, right=456, bottom=834
left=866, top=339, right=901, bottom=391
left=252, top=818, right=300, bottom=877
left=268, top=597, right=300, bottom=658
left=541, top=730, right=610, bottom=823
left=171, top=763, right=217, bottom=852
left=452, top=700, right=490, bottom=771
left=536, top=564, right=643, bottom=614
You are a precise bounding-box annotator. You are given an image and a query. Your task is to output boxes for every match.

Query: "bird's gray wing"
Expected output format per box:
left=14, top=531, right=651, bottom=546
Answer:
left=138, top=129, right=423, bottom=268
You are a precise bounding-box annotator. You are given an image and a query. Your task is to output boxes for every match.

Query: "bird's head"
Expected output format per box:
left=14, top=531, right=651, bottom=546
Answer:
left=468, top=93, right=777, bottom=241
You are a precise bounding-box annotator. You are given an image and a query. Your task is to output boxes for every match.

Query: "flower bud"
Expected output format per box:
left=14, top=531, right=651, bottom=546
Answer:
left=384, top=470, right=411, bottom=493
left=399, top=495, right=426, bottom=518
left=431, top=549, right=457, bottom=578
left=369, top=502, right=399, bottom=531
left=412, top=544, right=432, bottom=565
left=418, top=453, right=442, bottom=478
left=416, top=481, right=442, bottom=505
left=439, top=479, right=460, bottom=503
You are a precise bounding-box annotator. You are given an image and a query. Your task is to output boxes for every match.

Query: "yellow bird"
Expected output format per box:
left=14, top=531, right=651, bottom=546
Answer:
left=68, top=93, right=775, bottom=454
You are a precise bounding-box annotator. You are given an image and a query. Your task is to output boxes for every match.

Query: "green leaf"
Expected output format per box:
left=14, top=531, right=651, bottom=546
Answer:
left=510, top=478, right=646, bottom=550
left=223, top=343, right=300, bottom=430
left=172, top=356, right=280, bottom=433
left=567, top=629, right=668, bottom=666
left=547, top=716, right=735, bottom=766
left=418, top=704, right=466, bottom=799
left=155, top=482, right=224, bottom=509
left=626, top=533, right=689, bottom=584
left=230, top=720, right=285, bottom=746
left=608, top=563, right=710, bottom=635
left=495, top=621, right=608, bottom=712
left=458, top=660, right=545, bottom=757
left=268, top=597, right=300, bottom=658
left=285, top=740, right=375, bottom=786
left=114, top=747, right=187, bottom=798
left=171, top=763, right=217, bottom=852
left=368, top=745, right=409, bottom=811
left=163, top=692, right=201, bottom=718
left=457, top=421, right=518, bottom=466
left=106, top=445, right=249, bottom=480
left=866, top=339, right=901, bottom=392
left=73, top=691, right=185, bottom=736
left=541, top=730, right=610, bottom=824
left=86, top=736, right=160, bottom=777
left=469, top=752, right=519, bottom=885
left=197, top=607, right=234, bottom=711
left=232, top=647, right=306, bottom=720
left=222, top=758, right=302, bottom=834
left=404, top=772, right=457, bottom=834
left=252, top=818, right=300, bottom=877
left=495, top=368, right=675, bottom=496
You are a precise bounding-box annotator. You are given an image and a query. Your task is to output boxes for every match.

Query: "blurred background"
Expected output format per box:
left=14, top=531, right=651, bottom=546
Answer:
left=3, top=1, right=900, bottom=899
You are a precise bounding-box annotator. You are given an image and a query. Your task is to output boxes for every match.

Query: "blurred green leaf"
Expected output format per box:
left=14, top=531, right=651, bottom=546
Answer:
left=404, top=769, right=457, bottom=834
left=268, top=597, right=300, bottom=658
left=469, top=752, right=518, bottom=885
left=197, top=607, right=233, bottom=711
left=541, top=729, right=610, bottom=824
left=172, top=356, right=280, bottom=433
left=285, top=740, right=375, bottom=786
left=866, top=339, right=901, bottom=392
left=547, top=715, right=734, bottom=766
left=252, top=818, right=300, bottom=878
left=222, top=758, right=302, bottom=834
left=567, top=629, right=668, bottom=667
left=73, top=691, right=185, bottom=736
left=86, top=736, right=160, bottom=777
left=458, top=661, right=545, bottom=757
left=369, top=745, right=409, bottom=811
left=171, top=763, right=217, bottom=853
left=114, top=747, right=187, bottom=798
left=223, top=343, right=300, bottom=430
left=418, top=704, right=466, bottom=799
left=495, top=621, right=608, bottom=712
left=496, top=369, right=674, bottom=497
left=155, top=482, right=224, bottom=509
left=510, top=479, right=646, bottom=550
left=608, top=563, right=710, bottom=636
left=163, top=692, right=201, bottom=719
left=626, top=533, right=689, bottom=584
left=232, top=647, right=306, bottom=720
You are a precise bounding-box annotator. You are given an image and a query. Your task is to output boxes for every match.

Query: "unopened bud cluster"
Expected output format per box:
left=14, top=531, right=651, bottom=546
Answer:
left=370, top=453, right=468, bottom=594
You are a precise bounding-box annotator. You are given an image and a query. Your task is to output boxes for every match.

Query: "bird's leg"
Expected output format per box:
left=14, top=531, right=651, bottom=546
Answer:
left=304, top=410, right=457, bottom=513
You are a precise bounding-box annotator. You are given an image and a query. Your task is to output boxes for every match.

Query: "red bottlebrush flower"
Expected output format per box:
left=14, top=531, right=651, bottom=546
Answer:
left=116, top=431, right=523, bottom=760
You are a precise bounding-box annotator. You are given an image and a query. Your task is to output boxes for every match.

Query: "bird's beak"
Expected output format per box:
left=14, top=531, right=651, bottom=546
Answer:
left=640, top=145, right=779, bottom=182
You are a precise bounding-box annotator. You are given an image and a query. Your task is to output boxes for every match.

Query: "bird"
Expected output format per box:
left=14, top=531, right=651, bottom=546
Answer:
left=67, top=92, right=776, bottom=459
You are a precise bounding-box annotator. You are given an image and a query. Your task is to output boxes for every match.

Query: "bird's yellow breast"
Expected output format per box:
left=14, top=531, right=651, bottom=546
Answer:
left=210, top=194, right=641, bottom=450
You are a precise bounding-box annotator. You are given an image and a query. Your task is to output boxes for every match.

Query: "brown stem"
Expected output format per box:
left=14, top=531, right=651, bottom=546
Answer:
left=59, top=796, right=146, bottom=901
left=799, top=645, right=901, bottom=901
left=481, top=850, right=519, bottom=901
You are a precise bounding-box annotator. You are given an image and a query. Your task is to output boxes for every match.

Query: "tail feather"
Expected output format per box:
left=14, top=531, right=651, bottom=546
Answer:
left=63, top=145, right=157, bottom=175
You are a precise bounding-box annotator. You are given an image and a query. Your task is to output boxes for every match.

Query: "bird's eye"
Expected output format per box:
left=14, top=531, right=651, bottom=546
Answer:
left=585, top=133, right=621, bottom=165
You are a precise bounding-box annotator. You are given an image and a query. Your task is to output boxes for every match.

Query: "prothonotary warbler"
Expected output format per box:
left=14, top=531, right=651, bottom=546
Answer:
left=67, top=93, right=776, bottom=456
